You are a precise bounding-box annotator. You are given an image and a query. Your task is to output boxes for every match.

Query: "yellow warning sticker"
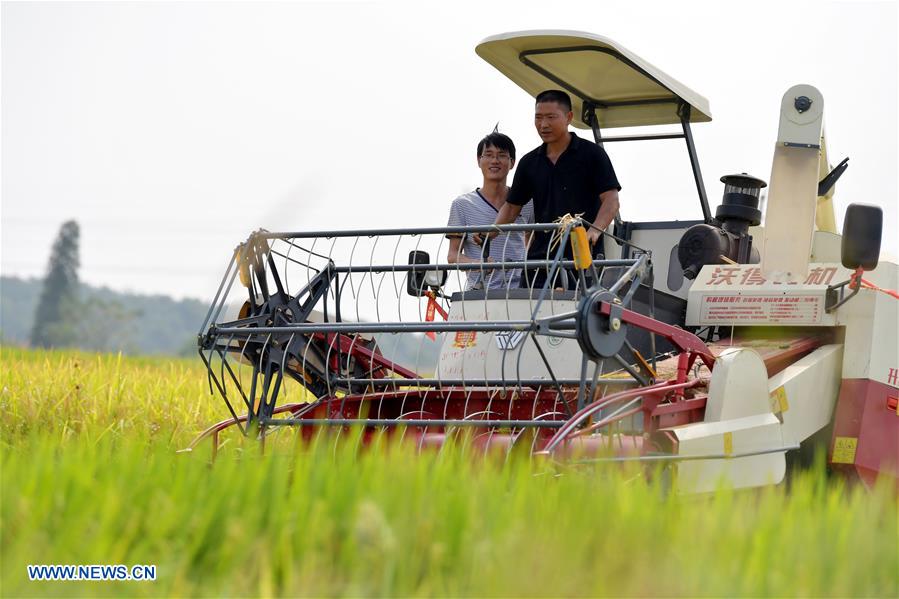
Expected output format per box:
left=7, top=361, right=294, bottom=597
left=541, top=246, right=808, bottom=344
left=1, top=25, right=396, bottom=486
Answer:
left=832, top=437, right=858, bottom=464
left=723, top=432, right=734, bottom=457
left=769, top=386, right=789, bottom=414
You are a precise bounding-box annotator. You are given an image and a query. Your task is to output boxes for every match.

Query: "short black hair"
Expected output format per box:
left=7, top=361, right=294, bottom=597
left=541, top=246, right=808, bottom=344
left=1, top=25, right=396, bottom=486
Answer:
left=477, top=132, right=516, bottom=162
left=535, top=89, right=573, bottom=112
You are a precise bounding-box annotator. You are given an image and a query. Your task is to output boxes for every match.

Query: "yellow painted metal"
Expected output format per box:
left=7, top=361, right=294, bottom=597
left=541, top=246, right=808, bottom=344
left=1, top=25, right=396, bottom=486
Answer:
left=723, top=432, right=734, bottom=457
left=769, top=386, right=790, bottom=414
left=570, top=226, right=592, bottom=270
left=832, top=436, right=858, bottom=464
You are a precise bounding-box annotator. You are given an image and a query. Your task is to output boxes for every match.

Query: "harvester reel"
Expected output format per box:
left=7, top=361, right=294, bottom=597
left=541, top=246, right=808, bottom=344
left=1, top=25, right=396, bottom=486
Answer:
left=196, top=224, right=713, bottom=465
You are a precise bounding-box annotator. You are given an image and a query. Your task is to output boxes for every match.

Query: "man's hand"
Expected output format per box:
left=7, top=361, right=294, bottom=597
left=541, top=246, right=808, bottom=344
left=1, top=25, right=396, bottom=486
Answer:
left=470, top=230, right=499, bottom=246
left=586, top=226, right=603, bottom=247
left=472, top=201, right=523, bottom=246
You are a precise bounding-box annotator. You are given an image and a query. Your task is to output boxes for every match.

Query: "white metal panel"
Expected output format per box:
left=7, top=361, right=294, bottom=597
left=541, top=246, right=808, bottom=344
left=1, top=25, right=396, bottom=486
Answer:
left=810, top=231, right=841, bottom=263
left=705, top=348, right=770, bottom=422
left=777, top=83, right=824, bottom=148
left=437, top=296, right=581, bottom=381
left=760, top=146, right=820, bottom=283
left=768, top=344, right=843, bottom=446
left=746, top=222, right=839, bottom=263
left=839, top=291, right=876, bottom=380
left=862, top=267, right=899, bottom=387
left=835, top=261, right=899, bottom=384
left=672, top=413, right=786, bottom=493
left=775, top=84, right=824, bottom=148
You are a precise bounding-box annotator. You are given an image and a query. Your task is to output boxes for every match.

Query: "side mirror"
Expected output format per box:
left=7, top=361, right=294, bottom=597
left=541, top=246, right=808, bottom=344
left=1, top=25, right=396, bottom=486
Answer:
left=406, top=251, right=447, bottom=297
left=841, top=203, right=882, bottom=271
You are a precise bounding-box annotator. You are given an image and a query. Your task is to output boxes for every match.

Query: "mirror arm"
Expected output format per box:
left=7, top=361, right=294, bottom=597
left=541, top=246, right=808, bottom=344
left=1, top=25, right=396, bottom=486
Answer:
left=825, top=266, right=864, bottom=312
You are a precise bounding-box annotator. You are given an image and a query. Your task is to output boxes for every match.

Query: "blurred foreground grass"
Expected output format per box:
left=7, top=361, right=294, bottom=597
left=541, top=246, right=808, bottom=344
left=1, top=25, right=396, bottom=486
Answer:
left=1, top=347, right=897, bottom=597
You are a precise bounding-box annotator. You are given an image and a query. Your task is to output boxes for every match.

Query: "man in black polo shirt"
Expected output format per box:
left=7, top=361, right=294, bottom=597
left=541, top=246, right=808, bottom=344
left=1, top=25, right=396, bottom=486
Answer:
left=485, top=89, right=621, bottom=289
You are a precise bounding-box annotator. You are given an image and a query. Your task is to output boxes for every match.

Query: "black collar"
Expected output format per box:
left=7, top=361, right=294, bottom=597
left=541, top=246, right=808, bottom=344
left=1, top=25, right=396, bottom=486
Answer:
left=475, top=188, right=499, bottom=213
left=538, top=132, right=581, bottom=156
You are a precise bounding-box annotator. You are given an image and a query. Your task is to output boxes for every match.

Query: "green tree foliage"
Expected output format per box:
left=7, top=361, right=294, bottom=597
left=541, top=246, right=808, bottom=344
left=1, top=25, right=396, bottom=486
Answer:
left=29, top=220, right=81, bottom=348
left=2, top=275, right=208, bottom=355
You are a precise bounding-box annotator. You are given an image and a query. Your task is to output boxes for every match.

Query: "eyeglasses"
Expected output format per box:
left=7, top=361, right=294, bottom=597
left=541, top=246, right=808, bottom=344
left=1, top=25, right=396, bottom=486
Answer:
left=479, top=153, right=511, bottom=162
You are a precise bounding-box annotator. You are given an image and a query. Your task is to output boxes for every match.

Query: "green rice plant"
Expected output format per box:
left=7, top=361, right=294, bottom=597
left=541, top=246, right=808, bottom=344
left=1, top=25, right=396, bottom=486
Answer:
left=2, top=432, right=896, bottom=598
left=0, top=346, right=311, bottom=451
left=1, top=348, right=896, bottom=597
left=1, top=346, right=232, bottom=449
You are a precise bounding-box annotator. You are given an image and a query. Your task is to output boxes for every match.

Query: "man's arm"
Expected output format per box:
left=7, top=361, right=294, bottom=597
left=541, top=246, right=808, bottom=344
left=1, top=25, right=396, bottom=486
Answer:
left=496, top=202, right=523, bottom=226
left=446, top=236, right=482, bottom=264
left=587, top=189, right=619, bottom=245
left=446, top=197, right=477, bottom=261
left=472, top=202, right=523, bottom=245
left=447, top=236, right=463, bottom=263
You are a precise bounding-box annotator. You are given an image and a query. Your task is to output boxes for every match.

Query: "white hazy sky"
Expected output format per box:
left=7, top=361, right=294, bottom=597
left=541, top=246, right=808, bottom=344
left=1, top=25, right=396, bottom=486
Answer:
left=2, top=0, right=897, bottom=300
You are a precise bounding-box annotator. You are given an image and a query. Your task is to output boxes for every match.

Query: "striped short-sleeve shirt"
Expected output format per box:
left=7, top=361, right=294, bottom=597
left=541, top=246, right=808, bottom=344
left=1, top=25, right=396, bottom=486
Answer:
left=446, top=189, right=534, bottom=290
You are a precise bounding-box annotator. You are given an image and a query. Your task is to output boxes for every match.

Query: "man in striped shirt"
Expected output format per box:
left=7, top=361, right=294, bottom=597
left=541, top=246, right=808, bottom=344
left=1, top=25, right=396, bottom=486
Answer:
left=446, top=132, right=534, bottom=290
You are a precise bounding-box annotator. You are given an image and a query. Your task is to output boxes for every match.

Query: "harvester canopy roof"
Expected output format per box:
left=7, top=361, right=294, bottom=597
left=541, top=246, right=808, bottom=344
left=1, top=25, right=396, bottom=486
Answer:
left=476, top=30, right=712, bottom=129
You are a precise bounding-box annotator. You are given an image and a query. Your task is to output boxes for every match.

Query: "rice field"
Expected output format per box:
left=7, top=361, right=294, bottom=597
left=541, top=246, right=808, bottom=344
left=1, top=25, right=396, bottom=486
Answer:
left=1, top=347, right=896, bottom=597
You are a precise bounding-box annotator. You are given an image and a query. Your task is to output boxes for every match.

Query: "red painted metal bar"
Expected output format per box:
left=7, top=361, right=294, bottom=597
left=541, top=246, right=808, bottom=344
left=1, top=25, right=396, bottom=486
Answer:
left=599, top=301, right=716, bottom=370
left=649, top=395, right=708, bottom=429
left=651, top=396, right=707, bottom=417
left=314, top=332, right=421, bottom=380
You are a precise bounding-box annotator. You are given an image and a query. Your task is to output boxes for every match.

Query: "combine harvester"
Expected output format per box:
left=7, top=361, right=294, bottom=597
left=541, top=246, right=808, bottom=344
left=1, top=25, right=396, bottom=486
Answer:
left=192, top=31, right=897, bottom=493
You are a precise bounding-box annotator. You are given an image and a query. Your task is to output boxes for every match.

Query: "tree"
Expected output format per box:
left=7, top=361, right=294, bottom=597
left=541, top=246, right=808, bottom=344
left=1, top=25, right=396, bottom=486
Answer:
left=30, top=220, right=81, bottom=348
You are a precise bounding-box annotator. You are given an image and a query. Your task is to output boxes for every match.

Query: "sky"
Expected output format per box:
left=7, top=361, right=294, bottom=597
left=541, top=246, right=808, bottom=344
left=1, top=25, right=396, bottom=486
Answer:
left=2, top=0, right=897, bottom=300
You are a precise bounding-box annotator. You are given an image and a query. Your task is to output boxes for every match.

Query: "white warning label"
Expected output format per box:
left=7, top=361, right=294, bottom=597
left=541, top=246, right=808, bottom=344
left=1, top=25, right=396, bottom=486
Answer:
left=699, top=294, right=824, bottom=324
